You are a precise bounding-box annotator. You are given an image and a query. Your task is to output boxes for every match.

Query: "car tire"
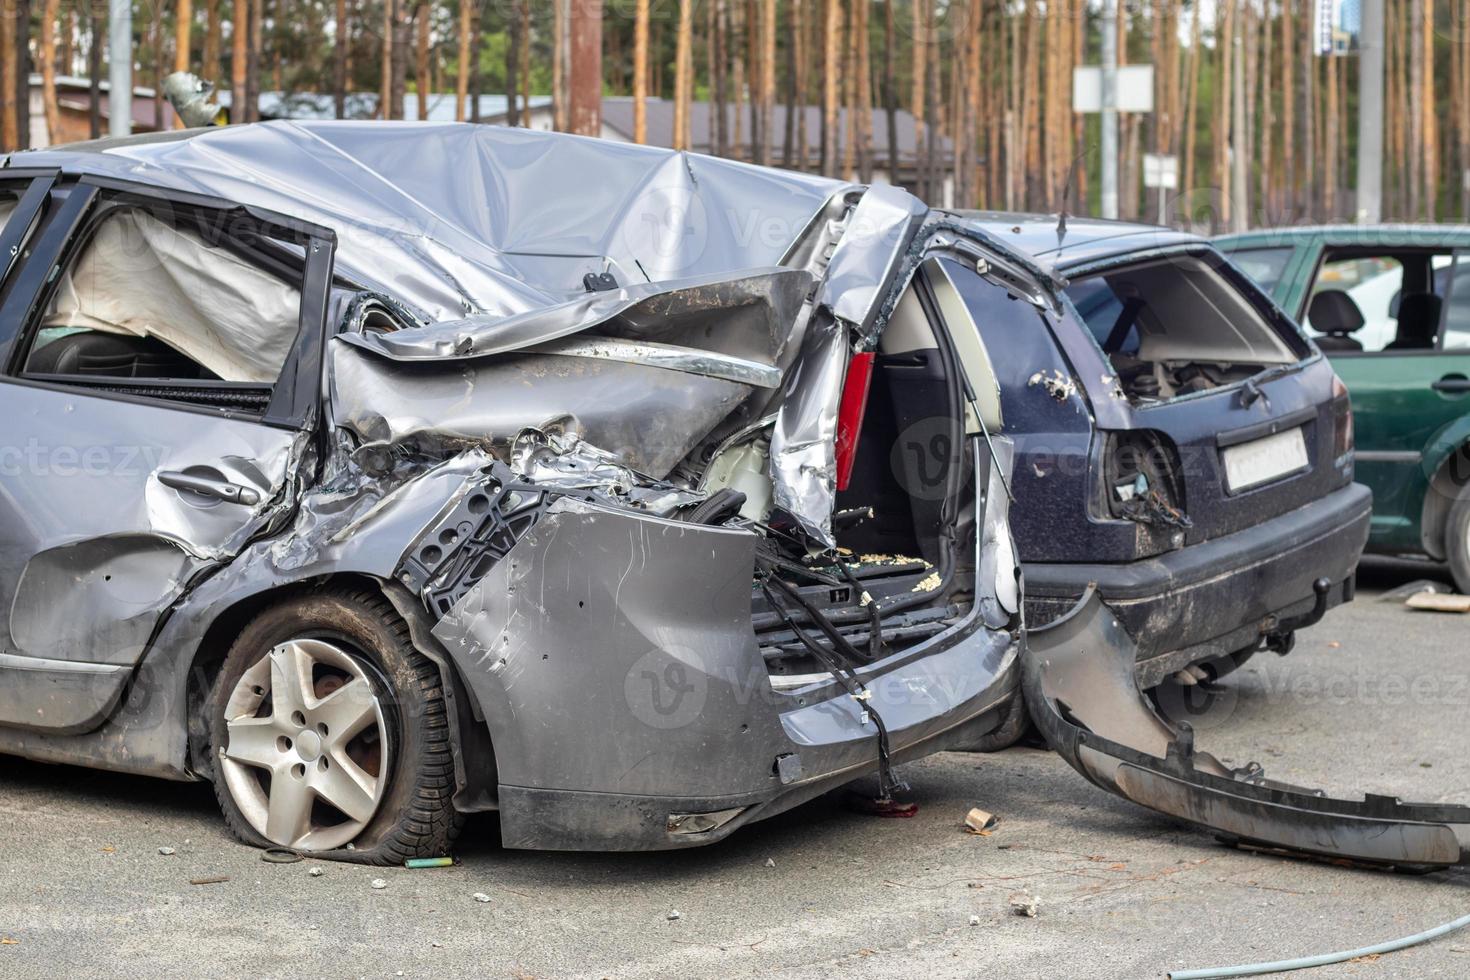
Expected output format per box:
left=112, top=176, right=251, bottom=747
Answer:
left=206, top=586, right=463, bottom=864
left=1446, top=488, right=1470, bottom=596
left=952, top=690, right=1032, bottom=752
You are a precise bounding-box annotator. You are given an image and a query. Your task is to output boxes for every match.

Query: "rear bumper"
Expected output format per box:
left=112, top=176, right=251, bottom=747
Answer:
left=430, top=495, right=1020, bottom=851
left=1023, top=482, right=1372, bottom=686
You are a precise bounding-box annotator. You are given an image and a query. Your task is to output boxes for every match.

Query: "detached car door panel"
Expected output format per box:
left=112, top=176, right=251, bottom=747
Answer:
left=0, top=177, right=333, bottom=734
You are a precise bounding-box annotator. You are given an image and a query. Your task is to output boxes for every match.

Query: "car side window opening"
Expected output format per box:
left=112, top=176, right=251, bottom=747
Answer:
left=1306, top=251, right=1451, bottom=354
left=1065, top=253, right=1299, bottom=403
left=1440, top=252, right=1470, bottom=351
left=16, top=202, right=304, bottom=404
left=1227, top=246, right=1294, bottom=293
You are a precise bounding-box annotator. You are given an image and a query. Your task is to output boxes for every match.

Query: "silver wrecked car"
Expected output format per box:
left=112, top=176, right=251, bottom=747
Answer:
left=0, top=123, right=1027, bottom=860
left=7, top=124, right=1470, bottom=872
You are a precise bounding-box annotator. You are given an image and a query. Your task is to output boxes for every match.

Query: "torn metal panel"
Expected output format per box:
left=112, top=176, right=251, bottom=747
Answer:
left=816, top=183, right=927, bottom=343
left=20, top=123, right=848, bottom=322
left=430, top=497, right=790, bottom=801
left=768, top=314, right=848, bottom=545
left=330, top=343, right=752, bottom=479
left=329, top=269, right=815, bottom=481
left=1026, top=590, right=1470, bottom=869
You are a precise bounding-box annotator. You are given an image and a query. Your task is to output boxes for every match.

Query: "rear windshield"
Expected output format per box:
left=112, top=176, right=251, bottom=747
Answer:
left=1065, top=253, right=1301, bottom=403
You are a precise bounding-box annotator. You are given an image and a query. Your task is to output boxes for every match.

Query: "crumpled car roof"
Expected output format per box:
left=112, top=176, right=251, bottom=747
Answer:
left=13, top=120, right=852, bottom=322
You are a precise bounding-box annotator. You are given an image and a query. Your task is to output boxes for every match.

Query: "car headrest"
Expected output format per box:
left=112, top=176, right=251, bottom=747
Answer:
left=1307, top=290, right=1365, bottom=335
left=1394, top=293, right=1442, bottom=348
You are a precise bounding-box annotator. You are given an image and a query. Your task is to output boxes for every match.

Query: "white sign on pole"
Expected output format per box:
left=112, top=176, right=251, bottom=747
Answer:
left=1315, top=0, right=1360, bottom=56
left=1143, top=153, right=1179, bottom=190
left=1073, top=65, right=1155, bottom=113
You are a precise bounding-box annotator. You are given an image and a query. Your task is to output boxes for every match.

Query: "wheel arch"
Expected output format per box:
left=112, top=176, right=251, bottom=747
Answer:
left=183, top=572, right=498, bottom=812
left=1418, top=432, right=1470, bottom=560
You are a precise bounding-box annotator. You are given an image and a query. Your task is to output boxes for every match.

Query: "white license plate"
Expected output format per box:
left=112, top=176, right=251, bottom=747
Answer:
left=1222, top=427, right=1309, bottom=493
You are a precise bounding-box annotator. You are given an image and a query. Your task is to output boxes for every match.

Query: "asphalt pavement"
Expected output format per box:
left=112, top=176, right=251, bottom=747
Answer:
left=2, top=557, right=1468, bottom=979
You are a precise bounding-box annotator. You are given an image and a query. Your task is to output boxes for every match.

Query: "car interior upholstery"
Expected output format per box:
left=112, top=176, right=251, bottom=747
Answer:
left=1307, top=289, right=1366, bottom=351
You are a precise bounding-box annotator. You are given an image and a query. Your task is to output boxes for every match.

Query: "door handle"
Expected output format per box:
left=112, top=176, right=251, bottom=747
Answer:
left=1432, top=375, right=1470, bottom=395
left=158, top=470, right=262, bottom=506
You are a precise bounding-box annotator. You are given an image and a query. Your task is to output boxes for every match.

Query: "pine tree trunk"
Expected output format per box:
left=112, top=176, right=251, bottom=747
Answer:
left=791, top=0, right=806, bottom=168
left=884, top=0, right=898, bottom=187
left=634, top=0, right=648, bottom=143
left=855, top=0, right=872, bottom=183
left=389, top=0, right=409, bottom=119
left=0, top=0, right=15, bottom=150
left=1281, top=0, right=1294, bottom=218
left=88, top=7, right=103, bottom=137
left=675, top=0, right=694, bottom=149
left=910, top=0, right=927, bottom=198
left=1405, top=0, right=1417, bottom=215
left=822, top=0, right=840, bottom=177
left=206, top=0, right=223, bottom=87
left=1182, top=0, right=1201, bottom=204
left=713, top=0, right=728, bottom=155
left=41, top=0, right=61, bottom=143
left=553, top=0, right=568, bottom=131
left=415, top=1, right=429, bottom=120
left=1423, top=0, right=1438, bottom=219
left=760, top=0, right=775, bottom=165
left=506, top=0, right=522, bottom=126
left=454, top=0, right=468, bottom=120
left=568, top=0, right=603, bottom=136
left=1023, top=0, right=1046, bottom=211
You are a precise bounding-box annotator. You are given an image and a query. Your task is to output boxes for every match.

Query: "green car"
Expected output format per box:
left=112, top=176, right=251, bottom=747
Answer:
left=1217, top=226, right=1470, bottom=590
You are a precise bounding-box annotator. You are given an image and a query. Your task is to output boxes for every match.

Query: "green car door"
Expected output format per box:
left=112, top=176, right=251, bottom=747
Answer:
left=1299, top=242, right=1470, bottom=584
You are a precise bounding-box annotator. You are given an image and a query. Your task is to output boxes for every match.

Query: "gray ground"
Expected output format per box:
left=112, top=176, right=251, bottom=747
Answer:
left=2, top=557, right=1468, bottom=979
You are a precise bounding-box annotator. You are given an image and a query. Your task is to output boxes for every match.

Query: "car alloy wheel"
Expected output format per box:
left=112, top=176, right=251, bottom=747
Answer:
left=219, top=637, right=391, bottom=852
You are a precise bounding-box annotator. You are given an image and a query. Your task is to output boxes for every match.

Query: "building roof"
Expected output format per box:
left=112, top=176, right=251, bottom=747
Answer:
left=584, top=97, right=952, bottom=166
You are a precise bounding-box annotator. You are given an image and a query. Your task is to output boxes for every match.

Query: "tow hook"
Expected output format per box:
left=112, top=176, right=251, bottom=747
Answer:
left=1261, top=577, right=1332, bottom=655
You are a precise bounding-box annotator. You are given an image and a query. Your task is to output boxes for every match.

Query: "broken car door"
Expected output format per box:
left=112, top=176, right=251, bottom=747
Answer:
left=0, top=177, right=333, bottom=734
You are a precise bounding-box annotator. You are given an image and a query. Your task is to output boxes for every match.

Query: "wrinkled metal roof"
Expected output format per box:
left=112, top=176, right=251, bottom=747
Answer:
left=11, top=120, right=852, bottom=323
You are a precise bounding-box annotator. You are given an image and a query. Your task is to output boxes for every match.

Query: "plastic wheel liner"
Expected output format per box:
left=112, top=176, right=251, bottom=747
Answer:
left=1025, top=589, right=1470, bottom=870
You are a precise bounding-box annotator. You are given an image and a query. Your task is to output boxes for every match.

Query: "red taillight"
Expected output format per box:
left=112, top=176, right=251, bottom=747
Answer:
left=1331, top=374, right=1354, bottom=458
left=835, top=352, right=876, bottom=491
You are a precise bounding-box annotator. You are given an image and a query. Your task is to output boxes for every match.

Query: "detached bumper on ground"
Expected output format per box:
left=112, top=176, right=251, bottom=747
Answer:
left=1027, top=589, right=1470, bottom=870
left=1024, top=482, right=1372, bottom=686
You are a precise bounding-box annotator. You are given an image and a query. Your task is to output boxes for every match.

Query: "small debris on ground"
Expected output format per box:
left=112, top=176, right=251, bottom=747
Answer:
left=472, top=893, right=491, bottom=903
left=667, top=910, right=681, bottom=921
left=1379, top=579, right=1451, bottom=603
left=371, top=878, right=387, bottom=890
left=1, top=938, right=19, bottom=945
left=765, top=858, right=776, bottom=868
left=843, top=792, right=920, bottom=818
left=188, top=875, right=229, bottom=886
left=1406, top=591, right=1470, bottom=613
left=406, top=856, right=455, bottom=869
left=1009, top=892, right=1040, bottom=918
left=963, top=807, right=998, bottom=835
left=968, top=915, right=981, bottom=926
left=157, top=847, right=176, bottom=856
left=308, top=867, right=324, bottom=877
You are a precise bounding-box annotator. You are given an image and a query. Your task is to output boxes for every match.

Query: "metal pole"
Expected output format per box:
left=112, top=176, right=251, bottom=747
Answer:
left=1230, top=25, right=1248, bottom=232
left=1357, top=0, right=1385, bottom=223
left=108, top=0, right=131, bottom=137
left=1100, top=0, right=1119, bottom=220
